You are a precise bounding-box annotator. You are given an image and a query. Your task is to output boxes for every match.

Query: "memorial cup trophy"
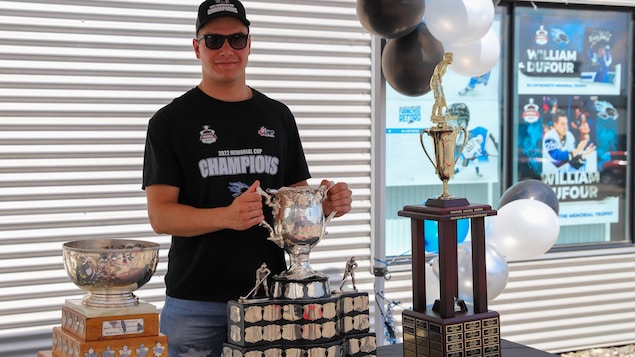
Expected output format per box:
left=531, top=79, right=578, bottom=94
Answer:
left=257, top=183, right=336, bottom=299
left=222, top=183, right=377, bottom=356
left=40, top=239, right=167, bottom=357
left=398, top=53, right=501, bottom=357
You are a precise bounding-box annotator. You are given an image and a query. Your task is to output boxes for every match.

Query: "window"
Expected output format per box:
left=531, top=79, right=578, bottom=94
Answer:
left=512, top=4, right=632, bottom=247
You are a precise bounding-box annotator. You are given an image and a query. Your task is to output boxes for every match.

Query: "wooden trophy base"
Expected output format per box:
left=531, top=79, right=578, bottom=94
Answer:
left=40, top=299, right=167, bottom=357
left=61, top=299, right=159, bottom=341
left=403, top=307, right=501, bottom=357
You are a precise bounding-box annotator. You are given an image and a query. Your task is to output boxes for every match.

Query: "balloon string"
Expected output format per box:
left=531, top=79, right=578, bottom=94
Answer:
left=374, top=289, right=406, bottom=345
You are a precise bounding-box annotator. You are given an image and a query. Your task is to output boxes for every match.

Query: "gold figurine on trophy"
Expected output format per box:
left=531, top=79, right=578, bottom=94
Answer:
left=430, top=52, right=455, bottom=124
left=420, top=52, right=468, bottom=205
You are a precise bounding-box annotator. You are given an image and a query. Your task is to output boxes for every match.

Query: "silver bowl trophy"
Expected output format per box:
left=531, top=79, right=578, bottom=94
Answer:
left=223, top=183, right=377, bottom=356
left=62, top=239, right=160, bottom=308
left=41, top=239, right=168, bottom=357
left=398, top=53, right=501, bottom=357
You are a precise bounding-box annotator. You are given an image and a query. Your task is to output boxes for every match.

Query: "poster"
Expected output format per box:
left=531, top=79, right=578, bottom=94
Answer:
left=514, top=7, right=629, bottom=227
left=386, top=19, right=502, bottom=187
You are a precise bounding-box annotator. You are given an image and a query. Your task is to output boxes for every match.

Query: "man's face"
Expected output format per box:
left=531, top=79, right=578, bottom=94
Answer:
left=194, top=17, right=251, bottom=85
left=553, top=115, right=569, bottom=138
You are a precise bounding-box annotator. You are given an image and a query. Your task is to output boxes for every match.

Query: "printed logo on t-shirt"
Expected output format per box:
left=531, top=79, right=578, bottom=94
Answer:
left=228, top=181, right=250, bottom=198
left=258, top=126, right=275, bottom=138
left=200, top=125, right=218, bottom=144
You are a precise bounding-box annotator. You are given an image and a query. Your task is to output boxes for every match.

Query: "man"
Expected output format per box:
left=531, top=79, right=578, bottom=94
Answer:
left=542, top=110, right=596, bottom=173
left=141, top=1, right=353, bottom=356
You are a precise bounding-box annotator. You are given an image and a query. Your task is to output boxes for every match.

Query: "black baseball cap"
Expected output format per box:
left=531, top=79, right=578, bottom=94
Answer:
left=196, top=0, right=250, bottom=33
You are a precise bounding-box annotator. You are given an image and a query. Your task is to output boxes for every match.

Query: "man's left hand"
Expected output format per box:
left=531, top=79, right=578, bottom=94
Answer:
left=322, top=179, right=352, bottom=218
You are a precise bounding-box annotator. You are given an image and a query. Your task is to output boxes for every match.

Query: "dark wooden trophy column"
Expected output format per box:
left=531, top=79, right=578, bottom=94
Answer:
left=398, top=198, right=500, bottom=357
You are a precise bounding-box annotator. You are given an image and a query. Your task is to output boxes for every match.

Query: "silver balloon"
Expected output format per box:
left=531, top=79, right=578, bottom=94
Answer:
left=431, top=242, right=509, bottom=302
left=356, top=0, right=425, bottom=39
left=487, top=199, right=560, bottom=260
left=499, top=179, right=559, bottom=214
left=382, top=23, right=445, bottom=96
left=425, top=257, right=441, bottom=302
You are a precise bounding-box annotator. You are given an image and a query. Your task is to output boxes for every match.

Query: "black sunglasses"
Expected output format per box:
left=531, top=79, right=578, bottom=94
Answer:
left=198, top=33, right=249, bottom=50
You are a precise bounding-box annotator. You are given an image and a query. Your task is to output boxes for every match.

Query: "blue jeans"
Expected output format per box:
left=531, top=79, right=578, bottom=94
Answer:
left=160, top=296, right=227, bottom=357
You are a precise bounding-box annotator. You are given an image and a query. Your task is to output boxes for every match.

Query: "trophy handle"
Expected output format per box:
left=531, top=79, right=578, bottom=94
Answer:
left=419, top=129, right=437, bottom=171
left=256, top=187, right=285, bottom=248
left=455, top=127, right=468, bottom=166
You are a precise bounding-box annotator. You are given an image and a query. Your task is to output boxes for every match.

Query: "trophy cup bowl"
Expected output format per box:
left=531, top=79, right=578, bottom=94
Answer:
left=258, top=183, right=335, bottom=299
left=62, top=239, right=160, bottom=308
left=258, top=184, right=334, bottom=280
left=420, top=123, right=467, bottom=203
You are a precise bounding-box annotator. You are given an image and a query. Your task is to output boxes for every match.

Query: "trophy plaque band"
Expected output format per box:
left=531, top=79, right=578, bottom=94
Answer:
left=403, top=308, right=500, bottom=357
left=52, top=327, right=167, bottom=357
left=224, top=290, right=377, bottom=356
left=271, top=275, right=331, bottom=300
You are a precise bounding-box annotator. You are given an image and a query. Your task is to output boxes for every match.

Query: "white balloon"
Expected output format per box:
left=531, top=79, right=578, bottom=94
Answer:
left=487, top=199, right=560, bottom=260
left=424, top=0, right=495, bottom=44
left=425, top=258, right=441, bottom=303
left=431, top=243, right=509, bottom=303
left=445, top=28, right=500, bottom=77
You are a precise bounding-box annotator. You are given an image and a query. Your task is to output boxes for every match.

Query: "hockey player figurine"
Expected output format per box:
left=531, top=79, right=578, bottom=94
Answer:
left=430, top=52, right=454, bottom=123
left=253, top=262, right=271, bottom=298
left=338, top=256, right=358, bottom=291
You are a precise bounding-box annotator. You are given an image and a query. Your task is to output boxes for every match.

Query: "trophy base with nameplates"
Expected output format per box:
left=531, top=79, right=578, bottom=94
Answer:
left=223, top=290, right=376, bottom=357
left=402, top=307, right=500, bottom=357
left=398, top=202, right=500, bottom=357
left=45, top=299, right=167, bottom=357
left=38, top=239, right=166, bottom=357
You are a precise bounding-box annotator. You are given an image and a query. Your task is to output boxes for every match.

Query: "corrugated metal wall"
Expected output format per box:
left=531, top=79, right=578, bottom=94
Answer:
left=381, top=248, right=635, bottom=353
left=0, top=1, right=373, bottom=356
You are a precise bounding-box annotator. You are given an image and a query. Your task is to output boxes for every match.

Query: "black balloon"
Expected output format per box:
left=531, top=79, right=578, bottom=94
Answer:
left=498, top=179, right=559, bottom=214
left=357, top=0, right=425, bottom=39
left=381, top=23, right=445, bottom=96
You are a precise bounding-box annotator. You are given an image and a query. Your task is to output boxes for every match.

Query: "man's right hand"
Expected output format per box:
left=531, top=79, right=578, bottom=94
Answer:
left=226, top=180, right=264, bottom=231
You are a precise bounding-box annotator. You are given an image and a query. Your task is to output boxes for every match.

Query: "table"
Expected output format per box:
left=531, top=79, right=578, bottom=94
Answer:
left=377, top=339, right=558, bottom=356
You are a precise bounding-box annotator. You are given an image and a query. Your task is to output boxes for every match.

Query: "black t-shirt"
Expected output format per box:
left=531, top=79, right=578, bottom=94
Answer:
left=142, top=87, right=311, bottom=302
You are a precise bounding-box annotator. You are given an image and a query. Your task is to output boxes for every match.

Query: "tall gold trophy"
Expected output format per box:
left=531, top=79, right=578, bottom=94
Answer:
left=419, top=52, right=468, bottom=207
left=398, top=53, right=501, bottom=357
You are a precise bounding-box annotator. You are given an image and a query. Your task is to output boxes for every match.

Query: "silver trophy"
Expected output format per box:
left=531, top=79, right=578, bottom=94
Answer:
left=258, top=183, right=336, bottom=299
left=62, top=239, right=160, bottom=308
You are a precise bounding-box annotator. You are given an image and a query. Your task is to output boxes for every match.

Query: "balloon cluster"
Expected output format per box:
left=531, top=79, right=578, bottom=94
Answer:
left=426, top=179, right=560, bottom=303
left=357, top=0, right=501, bottom=96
